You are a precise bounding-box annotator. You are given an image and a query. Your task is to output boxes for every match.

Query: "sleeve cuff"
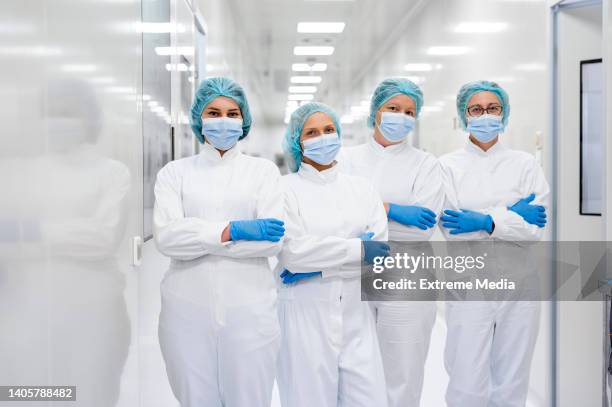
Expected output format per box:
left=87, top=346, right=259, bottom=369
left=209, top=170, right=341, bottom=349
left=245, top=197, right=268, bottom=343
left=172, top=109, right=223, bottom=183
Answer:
left=320, top=238, right=363, bottom=279
left=346, top=238, right=363, bottom=264
left=486, top=207, right=511, bottom=239
left=199, top=220, right=231, bottom=249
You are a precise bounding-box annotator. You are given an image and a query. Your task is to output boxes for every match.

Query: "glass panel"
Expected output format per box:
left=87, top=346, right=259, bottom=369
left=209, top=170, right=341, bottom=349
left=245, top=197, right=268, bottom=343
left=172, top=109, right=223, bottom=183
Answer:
left=580, top=59, right=603, bottom=215
left=175, top=0, right=197, bottom=158
left=143, top=0, right=172, bottom=240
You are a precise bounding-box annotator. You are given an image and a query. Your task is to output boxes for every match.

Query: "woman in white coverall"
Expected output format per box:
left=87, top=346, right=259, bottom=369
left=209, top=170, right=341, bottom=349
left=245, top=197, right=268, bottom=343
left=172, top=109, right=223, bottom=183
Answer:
left=276, top=102, right=390, bottom=407
left=340, top=78, right=444, bottom=407
left=153, top=77, right=285, bottom=407
left=439, top=80, right=549, bottom=407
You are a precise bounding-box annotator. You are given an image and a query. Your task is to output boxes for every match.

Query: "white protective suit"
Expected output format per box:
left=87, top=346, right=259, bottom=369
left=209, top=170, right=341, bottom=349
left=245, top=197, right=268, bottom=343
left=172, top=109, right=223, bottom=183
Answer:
left=439, top=140, right=550, bottom=407
left=276, top=162, right=389, bottom=407
left=153, top=142, right=283, bottom=407
left=340, top=137, right=445, bottom=407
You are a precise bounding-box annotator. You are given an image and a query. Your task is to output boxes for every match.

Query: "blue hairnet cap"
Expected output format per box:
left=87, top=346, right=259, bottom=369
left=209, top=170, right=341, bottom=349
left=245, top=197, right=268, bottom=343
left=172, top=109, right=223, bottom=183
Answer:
left=368, top=77, right=424, bottom=128
left=283, top=102, right=341, bottom=173
left=190, top=77, right=252, bottom=143
left=456, top=80, right=510, bottom=130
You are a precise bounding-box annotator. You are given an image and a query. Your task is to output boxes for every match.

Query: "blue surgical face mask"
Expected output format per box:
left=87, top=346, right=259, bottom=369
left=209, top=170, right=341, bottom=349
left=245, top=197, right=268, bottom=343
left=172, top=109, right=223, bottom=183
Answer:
left=302, top=133, right=341, bottom=166
left=201, top=117, right=243, bottom=150
left=467, top=114, right=504, bottom=143
left=378, top=112, right=416, bottom=142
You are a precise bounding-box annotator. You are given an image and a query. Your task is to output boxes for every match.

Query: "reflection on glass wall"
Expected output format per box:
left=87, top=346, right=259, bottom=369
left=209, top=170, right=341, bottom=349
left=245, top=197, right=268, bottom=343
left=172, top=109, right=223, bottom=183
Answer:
left=0, top=1, right=140, bottom=406
left=174, top=0, right=198, bottom=158
left=143, top=0, right=172, bottom=240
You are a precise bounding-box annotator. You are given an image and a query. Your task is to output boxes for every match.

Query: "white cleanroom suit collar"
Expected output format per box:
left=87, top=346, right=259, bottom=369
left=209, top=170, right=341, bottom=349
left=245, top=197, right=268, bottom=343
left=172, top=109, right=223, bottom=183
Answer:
left=464, top=138, right=507, bottom=156
left=367, top=134, right=410, bottom=156
left=297, top=162, right=339, bottom=184
left=199, top=140, right=241, bottom=163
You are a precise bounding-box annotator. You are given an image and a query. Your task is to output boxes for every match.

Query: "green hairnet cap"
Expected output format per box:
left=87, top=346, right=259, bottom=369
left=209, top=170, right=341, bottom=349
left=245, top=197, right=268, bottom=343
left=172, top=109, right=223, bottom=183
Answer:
left=190, top=77, right=252, bottom=143
left=283, top=102, right=341, bottom=172
left=368, top=77, right=424, bottom=128
left=456, top=80, right=510, bottom=130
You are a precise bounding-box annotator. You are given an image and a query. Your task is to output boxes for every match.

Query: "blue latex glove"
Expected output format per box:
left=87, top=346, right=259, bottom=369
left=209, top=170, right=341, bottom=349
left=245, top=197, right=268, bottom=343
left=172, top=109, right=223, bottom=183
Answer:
left=280, top=269, right=321, bottom=284
left=508, top=193, right=547, bottom=228
left=229, top=218, right=285, bottom=242
left=363, top=241, right=391, bottom=264
left=440, top=209, right=494, bottom=235
left=359, top=232, right=375, bottom=241
left=388, top=204, right=437, bottom=230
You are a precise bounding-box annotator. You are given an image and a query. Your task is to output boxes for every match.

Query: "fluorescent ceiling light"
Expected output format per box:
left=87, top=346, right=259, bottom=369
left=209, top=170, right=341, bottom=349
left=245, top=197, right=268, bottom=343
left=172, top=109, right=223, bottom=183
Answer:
left=404, top=63, right=433, bottom=72
left=291, top=76, right=322, bottom=84
left=289, top=86, right=317, bottom=93
left=292, top=63, right=328, bottom=72
left=297, top=22, right=345, bottom=33
left=454, top=22, right=508, bottom=33
left=426, top=46, right=469, bottom=56
left=293, top=46, right=334, bottom=56
left=288, top=94, right=315, bottom=101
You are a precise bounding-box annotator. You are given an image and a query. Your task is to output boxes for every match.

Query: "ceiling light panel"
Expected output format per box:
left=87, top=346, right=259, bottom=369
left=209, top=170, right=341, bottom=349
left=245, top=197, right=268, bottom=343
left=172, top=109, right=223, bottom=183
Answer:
left=297, top=22, right=346, bottom=33
left=292, top=63, right=328, bottom=72
left=289, top=86, right=317, bottom=93
left=293, top=46, right=334, bottom=56
left=290, top=76, right=322, bottom=84
left=288, top=94, right=315, bottom=101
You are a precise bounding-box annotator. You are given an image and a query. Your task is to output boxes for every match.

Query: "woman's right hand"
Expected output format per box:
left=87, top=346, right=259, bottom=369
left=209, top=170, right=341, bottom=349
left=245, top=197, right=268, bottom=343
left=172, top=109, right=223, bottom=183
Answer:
left=228, top=218, right=285, bottom=242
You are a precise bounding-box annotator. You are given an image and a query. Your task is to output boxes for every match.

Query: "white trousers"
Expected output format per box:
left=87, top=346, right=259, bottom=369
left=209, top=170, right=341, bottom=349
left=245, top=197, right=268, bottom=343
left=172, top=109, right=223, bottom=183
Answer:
left=445, top=301, right=540, bottom=407
left=371, top=301, right=436, bottom=407
left=158, top=290, right=280, bottom=407
left=277, top=278, right=388, bottom=407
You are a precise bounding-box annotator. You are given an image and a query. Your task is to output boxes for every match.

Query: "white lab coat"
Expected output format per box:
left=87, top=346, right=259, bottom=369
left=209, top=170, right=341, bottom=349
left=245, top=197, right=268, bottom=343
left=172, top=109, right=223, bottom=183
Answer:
left=439, top=140, right=550, bottom=407
left=153, top=143, right=283, bottom=407
left=340, top=137, right=444, bottom=407
left=276, top=162, right=389, bottom=407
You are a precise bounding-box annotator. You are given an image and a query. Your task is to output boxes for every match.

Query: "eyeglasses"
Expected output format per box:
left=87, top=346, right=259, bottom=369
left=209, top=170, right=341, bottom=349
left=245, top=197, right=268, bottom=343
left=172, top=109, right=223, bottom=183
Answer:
left=466, top=104, right=503, bottom=117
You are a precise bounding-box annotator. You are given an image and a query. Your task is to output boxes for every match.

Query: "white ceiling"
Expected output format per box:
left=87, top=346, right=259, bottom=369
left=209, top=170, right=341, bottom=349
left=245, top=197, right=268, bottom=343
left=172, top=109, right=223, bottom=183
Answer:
left=226, top=0, right=422, bottom=125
